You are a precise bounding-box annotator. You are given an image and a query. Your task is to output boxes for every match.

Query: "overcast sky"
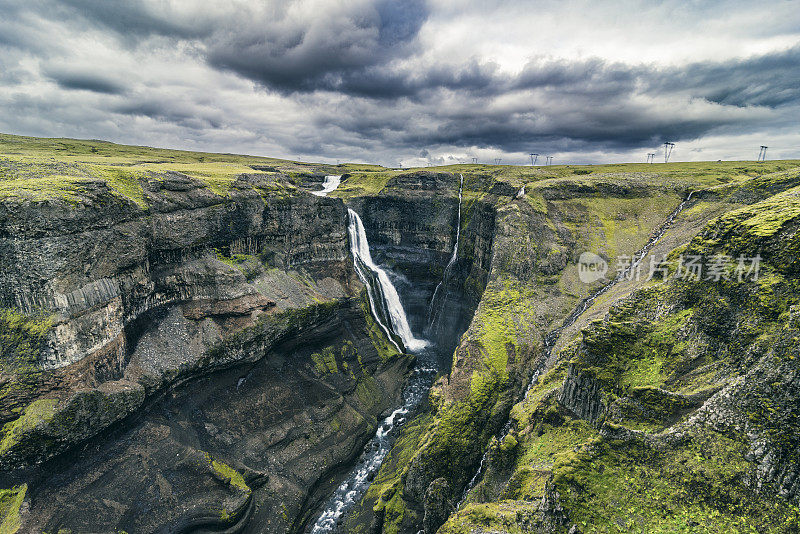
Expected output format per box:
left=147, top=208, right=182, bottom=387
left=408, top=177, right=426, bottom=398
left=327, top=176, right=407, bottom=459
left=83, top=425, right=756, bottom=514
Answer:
left=1, top=0, right=799, bottom=166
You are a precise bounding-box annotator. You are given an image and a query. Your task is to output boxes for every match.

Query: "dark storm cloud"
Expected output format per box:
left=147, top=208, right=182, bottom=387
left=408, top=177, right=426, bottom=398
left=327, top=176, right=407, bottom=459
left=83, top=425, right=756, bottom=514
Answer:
left=205, top=0, right=429, bottom=93
left=46, top=69, right=127, bottom=95
left=1, top=0, right=799, bottom=163
left=56, top=0, right=209, bottom=39
left=301, top=47, right=797, bottom=153
left=113, top=99, right=224, bottom=130
left=648, top=45, right=800, bottom=109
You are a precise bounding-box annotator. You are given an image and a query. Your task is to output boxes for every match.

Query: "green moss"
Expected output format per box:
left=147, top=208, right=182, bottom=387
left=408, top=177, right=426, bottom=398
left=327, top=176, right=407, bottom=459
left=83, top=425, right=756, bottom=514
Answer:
left=554, top=432, right=800, bottom=533
left=524, top=191, right=548, bottom=214
left=92, top=167, right=148, bottom=207
left=0, top=309, right=53, bottom=408
left=355, top=375, right=381, bottom=410
left=439, top=501, right=530, bottom=534
left=358, top=291, right=401, bottom=362
left=0, top=133, right=330, bottom=204
left=205, top=453, right=250, bottom=493
left=0, top=399, right=59, bottom=456
left=357, top=413, right=433, bottom=534
left=469, top=278, right=542, bottom=392
left=0, top=484, right=26, bottom=534
left=689, top=185, right=800, bottom=265
left=542, top=192, right=684, bottom=268
left=518, top=417, right=597, bottom=472
left=331, top=171, right=397, bottom=198
left=311, top=346, right=339, bottom=375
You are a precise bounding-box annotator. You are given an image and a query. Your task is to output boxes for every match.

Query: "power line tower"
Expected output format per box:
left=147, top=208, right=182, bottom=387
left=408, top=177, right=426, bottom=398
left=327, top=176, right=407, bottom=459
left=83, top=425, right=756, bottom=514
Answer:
left=530, top=153, right=538, bottom=166
left=494, top=158, right=502, bottom=165
left=646, top=153, right=656, bottom=163
left=471, top=157, right=478, bottom=164
left=664, top=142, right=675, bottom=163
left=758, top=146, right=768, bottom=162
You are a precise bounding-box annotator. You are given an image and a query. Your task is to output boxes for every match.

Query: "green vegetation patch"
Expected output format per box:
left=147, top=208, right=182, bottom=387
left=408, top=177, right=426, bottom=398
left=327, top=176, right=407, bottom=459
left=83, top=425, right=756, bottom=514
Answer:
left=205, top=453, right=250, bottom=493
left=358, top=413, right=433, bottom=534
left=0, top=309, right=53, bottom=409
left=439, top=500, right=534, bottom=534
left=0, top=398, right=59, bottom=456
left=689, top=185, right=800, bottom=264
left=331, top=171, right=399, bottom=198
left=0, top=484, right=27, bottom=534
left=555, top=432, right=800, bottom=533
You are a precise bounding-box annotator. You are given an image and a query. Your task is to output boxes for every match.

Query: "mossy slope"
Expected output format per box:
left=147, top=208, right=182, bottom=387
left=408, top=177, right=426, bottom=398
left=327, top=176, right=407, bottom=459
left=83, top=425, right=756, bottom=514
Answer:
left=441, top=182, right=800, bottom=533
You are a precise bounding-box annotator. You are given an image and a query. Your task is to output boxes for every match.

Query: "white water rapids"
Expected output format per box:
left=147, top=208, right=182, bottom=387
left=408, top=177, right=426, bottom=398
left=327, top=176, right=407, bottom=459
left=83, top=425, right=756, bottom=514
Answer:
left=312, top=175, right=342, bottom=197
left=308, top=359, right=436, bottom=533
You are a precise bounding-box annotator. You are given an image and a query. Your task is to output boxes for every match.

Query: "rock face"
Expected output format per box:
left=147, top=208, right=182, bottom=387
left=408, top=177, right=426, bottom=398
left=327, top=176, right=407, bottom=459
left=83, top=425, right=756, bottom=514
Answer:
left=422, top=478, right=454, bottom=534
left=0, top=173, right=349, bottom=370
left=0, top=171, right=416, bottom=532
left=432, top=171, right=800, bottom=533
left=348, top=167, right=800, bottom=534
left=4, top=153, right=800, bottom=534
left=16, top=299, right=414, bottom=533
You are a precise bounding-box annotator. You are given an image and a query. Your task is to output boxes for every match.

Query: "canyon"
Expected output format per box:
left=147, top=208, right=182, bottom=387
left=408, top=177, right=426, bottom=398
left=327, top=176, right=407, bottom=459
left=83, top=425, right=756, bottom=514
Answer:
left=1, top=134, right=799, bottom=533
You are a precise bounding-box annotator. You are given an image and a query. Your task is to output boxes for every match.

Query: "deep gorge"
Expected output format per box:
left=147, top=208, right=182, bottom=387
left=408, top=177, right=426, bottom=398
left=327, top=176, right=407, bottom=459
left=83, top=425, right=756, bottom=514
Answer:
left=0, top=169, right=493, bottom=533
left=2, top=145, right=800, bottom=534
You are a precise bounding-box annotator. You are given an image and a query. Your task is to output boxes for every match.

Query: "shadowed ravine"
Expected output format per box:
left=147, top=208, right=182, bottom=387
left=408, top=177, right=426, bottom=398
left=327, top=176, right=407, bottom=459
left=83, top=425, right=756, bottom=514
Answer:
left=6, top=135, right=798, bottom=534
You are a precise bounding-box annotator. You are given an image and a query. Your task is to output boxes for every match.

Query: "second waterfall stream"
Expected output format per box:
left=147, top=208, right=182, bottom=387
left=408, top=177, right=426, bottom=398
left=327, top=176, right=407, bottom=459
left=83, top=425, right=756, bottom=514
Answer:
left=427, top=173, right=464, bottom=331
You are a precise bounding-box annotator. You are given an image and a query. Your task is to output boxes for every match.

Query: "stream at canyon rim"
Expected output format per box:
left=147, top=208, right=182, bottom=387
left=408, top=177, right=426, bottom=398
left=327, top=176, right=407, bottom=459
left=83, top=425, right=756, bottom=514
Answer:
left=312, top=175, right=343, bottom=197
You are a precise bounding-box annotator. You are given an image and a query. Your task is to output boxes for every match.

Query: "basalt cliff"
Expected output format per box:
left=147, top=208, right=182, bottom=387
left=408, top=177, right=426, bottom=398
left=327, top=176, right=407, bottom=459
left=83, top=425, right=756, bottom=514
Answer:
left=1, top=134, right=799, bottom=533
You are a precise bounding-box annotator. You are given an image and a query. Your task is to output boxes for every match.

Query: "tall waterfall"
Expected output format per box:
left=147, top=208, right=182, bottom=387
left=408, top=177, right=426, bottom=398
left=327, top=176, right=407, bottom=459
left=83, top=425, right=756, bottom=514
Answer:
left=309, top=210, right=436, bottom=533
left=347, top=208, right=428, bottom=352
left=427, top=173, right=464, bottom=328
left=312, top=175, right=342, bottom=197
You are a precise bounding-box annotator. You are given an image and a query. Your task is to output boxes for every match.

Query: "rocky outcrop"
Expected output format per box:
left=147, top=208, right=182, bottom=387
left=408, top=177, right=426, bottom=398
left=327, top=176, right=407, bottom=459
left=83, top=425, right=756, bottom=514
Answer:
left=1, top=173, right=348, bottom=367
left=13, top=298, right=414, bottom=533
left=559, top=366, right=605, bottom=424
left=435, top=179, right=800, bottom=533
left=422, top=477, right=454, bottom=534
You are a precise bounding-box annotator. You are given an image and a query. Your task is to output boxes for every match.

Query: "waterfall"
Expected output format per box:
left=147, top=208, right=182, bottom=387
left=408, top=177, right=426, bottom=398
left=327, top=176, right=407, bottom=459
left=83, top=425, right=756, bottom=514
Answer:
left=427, top=174, right=464, bottom=329
left=312, top=175, right=342, bottom=197
left=309, top=211, right=437, bottom=533
left=347, top=208, right=428, bottom=352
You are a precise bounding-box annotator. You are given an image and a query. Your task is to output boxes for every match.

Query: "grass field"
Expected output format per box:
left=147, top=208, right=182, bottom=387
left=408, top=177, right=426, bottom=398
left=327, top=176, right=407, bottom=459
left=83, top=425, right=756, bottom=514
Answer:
left=2, top=132, right=799, bottom=203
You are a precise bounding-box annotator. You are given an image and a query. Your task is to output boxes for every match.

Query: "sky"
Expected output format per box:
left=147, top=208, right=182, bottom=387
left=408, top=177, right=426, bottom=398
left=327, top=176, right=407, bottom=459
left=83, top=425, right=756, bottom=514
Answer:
left=1, top=0, right=799, bottom=167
